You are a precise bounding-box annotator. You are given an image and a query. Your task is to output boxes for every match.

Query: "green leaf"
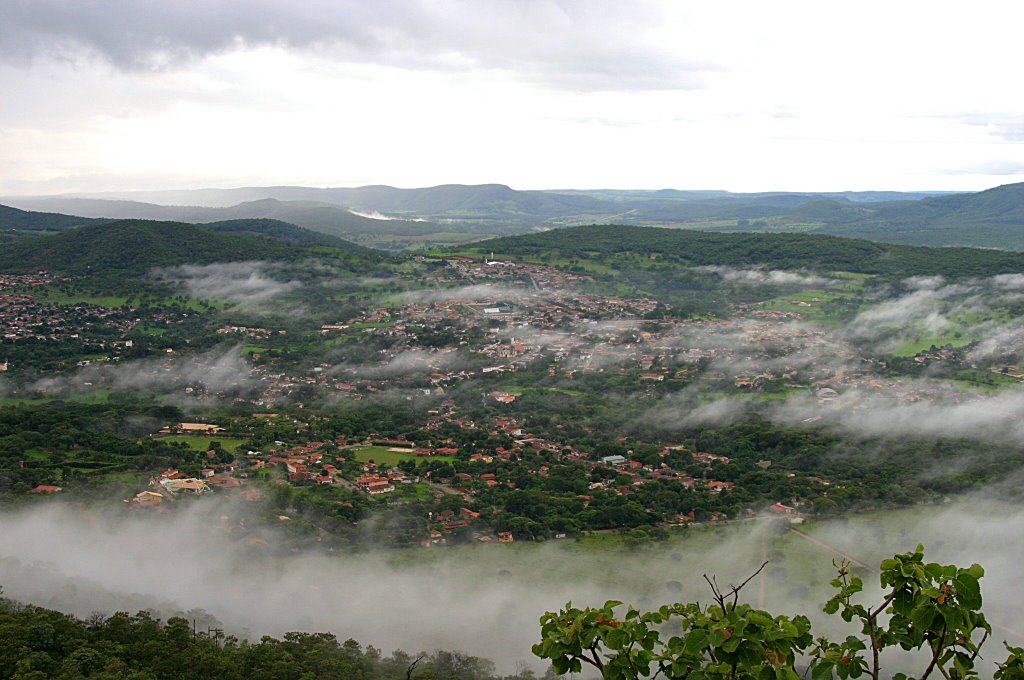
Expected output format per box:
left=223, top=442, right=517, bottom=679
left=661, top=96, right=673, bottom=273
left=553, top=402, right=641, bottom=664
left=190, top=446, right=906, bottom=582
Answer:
left=911, top=604, right=937, bottom=632
left=812, top=660, right=834, bottom=680
left=684, top=629, right=709, bottom=654
left=604, top=628, right=626, bottom=650
left=956, top=574, right=983, bottom=610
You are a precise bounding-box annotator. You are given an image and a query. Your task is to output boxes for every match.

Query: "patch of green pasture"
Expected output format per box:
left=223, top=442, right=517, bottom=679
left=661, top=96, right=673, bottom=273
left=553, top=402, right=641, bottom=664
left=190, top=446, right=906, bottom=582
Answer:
left=890, top=334, right=975, bottom=358
left=32, top=288, right=130, bottom=307
left=22, top=449, right=52, bottom=461
left=345, top=445, right=455, bottom=465
left=759, top=289, right=857, bottom=323
left=158, top=435, right=249, bottom=454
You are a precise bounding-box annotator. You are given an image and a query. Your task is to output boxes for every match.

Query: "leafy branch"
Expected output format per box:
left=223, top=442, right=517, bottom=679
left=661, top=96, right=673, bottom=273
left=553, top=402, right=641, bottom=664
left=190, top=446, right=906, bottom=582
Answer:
left=535, top=546, right=1014, bottom=680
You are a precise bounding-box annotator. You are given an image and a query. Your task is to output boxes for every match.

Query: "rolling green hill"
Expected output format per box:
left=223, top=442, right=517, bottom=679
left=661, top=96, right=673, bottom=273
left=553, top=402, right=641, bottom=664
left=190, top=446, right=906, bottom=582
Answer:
left=816, top=182, right=1024, bottom=248
left=0, top=203, right=105, bottom=232
left=0, top=219, right=383, bottom=277
left=200, top=217, right=376, bottom=251
left=472, top=224, right=1024, bottom=279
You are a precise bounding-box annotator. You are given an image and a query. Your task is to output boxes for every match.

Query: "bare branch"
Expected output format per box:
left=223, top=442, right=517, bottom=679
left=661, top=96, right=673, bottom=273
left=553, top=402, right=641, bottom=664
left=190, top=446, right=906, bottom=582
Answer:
left=405, top=654, right=426, bottom=680
left=703, top=561, right=769, bottom=613
left=919, top=622, right=948, bottom=680
left=726, top=561, right=769, bottom=610
left=703, top=573, right=727, bottom=611
left=969, top=629, right=990, bottom=662
left=870, top=593, right=897, bottom=620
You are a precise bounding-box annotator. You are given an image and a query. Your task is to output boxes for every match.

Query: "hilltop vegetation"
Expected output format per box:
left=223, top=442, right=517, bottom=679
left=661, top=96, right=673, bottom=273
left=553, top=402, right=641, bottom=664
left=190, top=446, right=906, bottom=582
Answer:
left=472, top=224, right=1024, bottom=279
left=811, top=182, right=1024, bottom=248
left=0, top=219, right=384, bottom=277
left=0, top=220, right=299, bottom=277
left=201, top=218, right=378, bottom=250
left=0, top=204, right=105, bottom=232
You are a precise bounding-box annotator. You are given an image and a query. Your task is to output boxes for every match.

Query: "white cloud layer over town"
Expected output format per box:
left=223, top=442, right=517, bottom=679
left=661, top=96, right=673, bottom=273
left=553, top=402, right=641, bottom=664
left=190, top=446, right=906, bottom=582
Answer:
left=1, top=0, right=1023, bottom=194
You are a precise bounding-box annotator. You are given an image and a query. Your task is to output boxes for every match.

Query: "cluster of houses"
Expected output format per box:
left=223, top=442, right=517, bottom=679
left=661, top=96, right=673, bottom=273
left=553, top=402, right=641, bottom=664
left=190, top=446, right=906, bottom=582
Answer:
left=223, top=254, right=995, bottom=413
left=0, top=293, right=138, bottom=346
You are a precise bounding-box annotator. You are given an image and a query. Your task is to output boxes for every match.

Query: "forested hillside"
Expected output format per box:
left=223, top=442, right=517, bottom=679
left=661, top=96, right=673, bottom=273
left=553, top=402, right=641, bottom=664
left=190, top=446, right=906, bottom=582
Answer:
left=0, top=219, right=384, bottom=277
left=475, top=224, right=1024, bottom=278
left=0, top=595, right=528, bottom=680
left=0, top=204, right=105, bottom=232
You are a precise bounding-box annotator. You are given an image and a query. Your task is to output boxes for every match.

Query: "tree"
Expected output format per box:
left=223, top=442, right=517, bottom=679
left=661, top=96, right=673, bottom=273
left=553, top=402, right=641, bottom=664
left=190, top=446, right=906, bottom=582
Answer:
left=533, top=546, right=1024, bottom=680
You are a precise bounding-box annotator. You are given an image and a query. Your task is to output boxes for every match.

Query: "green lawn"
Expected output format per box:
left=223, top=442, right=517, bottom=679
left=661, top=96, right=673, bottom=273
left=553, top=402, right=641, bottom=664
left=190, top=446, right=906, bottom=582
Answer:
left=393, top=482, right=435, bottom=500
left=890, top=335, right=975, bottom=358
left=345, top=445, right=455, bottom=465
left=22, top=449, right=52, bottom=462
left=158, top=435, right=249, bottom=454
left=759, top=289, right=858, bottom=324
left=501, top=386, right=584, bottom=397
left=32, top=289, right=130, bottom=307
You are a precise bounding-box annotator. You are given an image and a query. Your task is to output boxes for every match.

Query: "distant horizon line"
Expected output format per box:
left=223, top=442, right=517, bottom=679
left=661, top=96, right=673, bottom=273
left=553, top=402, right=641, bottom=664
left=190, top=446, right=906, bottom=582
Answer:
left=2, top=181, right=1001, bottom=201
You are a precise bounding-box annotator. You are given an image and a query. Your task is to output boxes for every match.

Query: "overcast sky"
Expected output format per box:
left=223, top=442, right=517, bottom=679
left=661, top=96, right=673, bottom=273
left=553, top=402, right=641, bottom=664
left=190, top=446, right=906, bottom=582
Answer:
left=1, top=0, right=1023, bottom=195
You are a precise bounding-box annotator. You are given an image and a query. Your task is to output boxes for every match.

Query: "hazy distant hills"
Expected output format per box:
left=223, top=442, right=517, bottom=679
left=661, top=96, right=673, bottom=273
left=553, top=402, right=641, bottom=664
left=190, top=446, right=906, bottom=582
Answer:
left=5, top=181, right=1024, bottom=250
left=809, top=183, right=1024, bottom=248
left=16, top=183, right=612, bottom=222
left=0, top=196, right=468, bottom=248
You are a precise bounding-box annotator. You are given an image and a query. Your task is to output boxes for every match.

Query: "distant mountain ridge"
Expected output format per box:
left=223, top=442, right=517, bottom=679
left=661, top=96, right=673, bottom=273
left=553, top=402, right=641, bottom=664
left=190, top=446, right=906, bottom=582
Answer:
left=5, top=181, right=1024, bottom=250
left=0, top=197, right=456, bottom=239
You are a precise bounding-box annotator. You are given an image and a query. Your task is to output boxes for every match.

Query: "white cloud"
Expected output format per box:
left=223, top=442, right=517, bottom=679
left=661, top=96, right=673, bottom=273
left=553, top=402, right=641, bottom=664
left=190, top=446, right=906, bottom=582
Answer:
left=694, top=266, right=833, bottom=287
left=152, top=261, right=300, bottom=306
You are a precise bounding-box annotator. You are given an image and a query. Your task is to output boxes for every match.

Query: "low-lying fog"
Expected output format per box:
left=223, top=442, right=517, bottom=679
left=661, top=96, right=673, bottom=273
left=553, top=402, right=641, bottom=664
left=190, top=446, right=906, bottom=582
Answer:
left=2, top=497, right=1022, bottom=673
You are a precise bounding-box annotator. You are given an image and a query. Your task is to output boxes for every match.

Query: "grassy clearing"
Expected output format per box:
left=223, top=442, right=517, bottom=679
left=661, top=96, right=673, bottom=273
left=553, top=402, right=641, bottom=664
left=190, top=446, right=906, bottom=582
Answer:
left=22, top=449, right=51, bottom=462
left=158, top=435, right=249, bottom=454
left=148, top=297, right=221, bottom=312
left=345, top=445, right=455, bottom=465
left=393, top=482, right=435, bottom=500
left=759, top=289, right=857, bottom=324
left=890, top=334, right=975, bottom=358
left=349, top=322, right=391, bottom=329
left=503, top=386, right=584, bottom=397
left=30, top=288, right=130, bottom=307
